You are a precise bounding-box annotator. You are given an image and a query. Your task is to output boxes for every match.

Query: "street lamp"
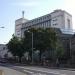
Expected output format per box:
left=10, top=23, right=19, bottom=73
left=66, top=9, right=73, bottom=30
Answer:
left=27, top=30, right=34, bottom=64
left=69, top=37, right=72, bottom=58
left=31, top=32, right=33, bottom=64
left=69, top=38, right=71, bottom=57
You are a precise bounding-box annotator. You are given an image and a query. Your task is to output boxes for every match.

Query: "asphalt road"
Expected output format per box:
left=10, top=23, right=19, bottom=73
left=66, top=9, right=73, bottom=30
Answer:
left=0, top=63, right=75, bottom=75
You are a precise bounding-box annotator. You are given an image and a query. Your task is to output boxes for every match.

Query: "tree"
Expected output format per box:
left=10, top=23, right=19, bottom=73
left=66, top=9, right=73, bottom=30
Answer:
left=35, top=28, right=57, bottom=62
left=56, top=41, right=64, bottom=58
left=23, top=28, right=57, bottom=63
left=7, top=35, right=25, bottom=63
left=55, top=38, right=64, bottom=66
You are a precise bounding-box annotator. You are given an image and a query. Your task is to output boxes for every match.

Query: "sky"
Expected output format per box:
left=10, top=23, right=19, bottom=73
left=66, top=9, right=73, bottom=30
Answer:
left=0, top=0, right=75, bottom=44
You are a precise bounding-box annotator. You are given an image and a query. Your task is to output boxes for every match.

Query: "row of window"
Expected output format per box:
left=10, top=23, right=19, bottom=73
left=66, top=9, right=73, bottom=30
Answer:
left=24, top=14, right=51, bottom=27
left=24, top=20, right=51, bottom=30
left=0, top=47, right=7, bottom=50
left=52, top=18, right=58, bottom=26
left=24, top=18, right=58, bottom=28
left=52, top=18, right=57, bottom=22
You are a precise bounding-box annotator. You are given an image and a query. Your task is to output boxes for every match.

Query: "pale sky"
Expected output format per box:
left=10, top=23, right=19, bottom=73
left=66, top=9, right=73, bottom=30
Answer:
left=64, top=0, right=75, bottom=29
left=0, top=0, right=75, bottom=44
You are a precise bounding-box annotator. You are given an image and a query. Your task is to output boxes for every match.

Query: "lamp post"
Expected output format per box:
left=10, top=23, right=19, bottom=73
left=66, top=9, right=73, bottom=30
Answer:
left=31, top=32, right=33, bottom=64
left=27, top=30, right=34, bottom=64
left=69, top=37, right=72, bottom=58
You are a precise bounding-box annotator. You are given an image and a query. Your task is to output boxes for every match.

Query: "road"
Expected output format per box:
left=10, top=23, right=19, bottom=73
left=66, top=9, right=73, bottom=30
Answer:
left=0, top=63, right=75, bottom=75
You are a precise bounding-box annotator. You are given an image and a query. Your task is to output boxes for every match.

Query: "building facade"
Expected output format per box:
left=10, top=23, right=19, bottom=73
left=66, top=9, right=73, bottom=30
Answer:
left=15, top=18, right=28, bottom=39
left=15, top=9, right=73, bottom=38
left=0, top=44, right=12, bottom=58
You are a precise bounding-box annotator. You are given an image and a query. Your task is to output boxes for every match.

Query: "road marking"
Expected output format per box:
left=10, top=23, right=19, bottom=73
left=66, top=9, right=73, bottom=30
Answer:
left=15, top=66, right=66, bottom=75
left=32, top=73, right=46, bottom=75
left=23, top=67, right=60, bottom=75
left=24, top=69, right=34, bottom=74
left=61, top=74, right=66, bottom=75
left=24, top=70, right=47, bottom=75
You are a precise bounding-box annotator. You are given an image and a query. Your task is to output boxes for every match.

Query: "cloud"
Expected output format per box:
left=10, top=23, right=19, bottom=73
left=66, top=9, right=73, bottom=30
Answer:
left=11, top=1, right=40, bottom=7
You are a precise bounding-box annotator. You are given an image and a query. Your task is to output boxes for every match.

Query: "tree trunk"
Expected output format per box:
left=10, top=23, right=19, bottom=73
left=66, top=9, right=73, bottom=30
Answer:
left=19, top=56, right=22, bottom=63
left=39, top=50, right=42, bottom=64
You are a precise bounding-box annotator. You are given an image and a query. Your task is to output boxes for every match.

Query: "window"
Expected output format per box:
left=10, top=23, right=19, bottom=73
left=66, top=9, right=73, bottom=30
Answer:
left=35, top=19, right=36, bottom=23
left=17, top=30, right=20, bottom=32
left=40, top=18, right=42, bottom=22
left=52, top=18, right=57, bottom=22
left=41, top=17, right=43, bottom=21
left=17, top=34, right=20, bottom=35
left=3, top=47, right=6, bottom=50
left=53, top=23, right=58, bottom=26
left=67, top=19, right=70, bottom=29
left=48, top=20, right=51, bottom=26
left=41, top=23, right=43, bottom=27
left=38, top=18, right=40, bottom=22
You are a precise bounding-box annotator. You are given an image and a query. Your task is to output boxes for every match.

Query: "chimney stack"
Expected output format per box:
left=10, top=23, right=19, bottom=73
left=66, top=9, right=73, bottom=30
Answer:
left=22, top=11, right=24, bottom=18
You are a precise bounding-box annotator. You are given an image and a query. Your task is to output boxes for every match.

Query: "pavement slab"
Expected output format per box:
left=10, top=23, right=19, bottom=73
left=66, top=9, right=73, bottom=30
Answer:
left=0, top=66, right=27, bottom=75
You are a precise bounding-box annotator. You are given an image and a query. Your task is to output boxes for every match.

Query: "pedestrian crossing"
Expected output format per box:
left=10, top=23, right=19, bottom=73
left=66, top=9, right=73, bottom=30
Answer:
left=15, top=66, right=67, bottom=75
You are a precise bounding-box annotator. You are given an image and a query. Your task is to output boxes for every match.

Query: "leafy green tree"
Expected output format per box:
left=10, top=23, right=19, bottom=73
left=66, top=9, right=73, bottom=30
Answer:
left=7, top=35, right=25, bottom=63
left=55, top=39, right=64, bottom=65
left=35, top=28, right=57, bottom=62
left=23, top=28, right=57, bottom=62
left=56, top=41, right=64, bottom=58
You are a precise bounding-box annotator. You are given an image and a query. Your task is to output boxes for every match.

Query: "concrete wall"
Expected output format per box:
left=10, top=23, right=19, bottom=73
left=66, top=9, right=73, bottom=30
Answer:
left=50, top=10, right=72, bottom=30
left=16, top=9, right=73, bottom=38
left=0, top=44, right=12, bottom=58
left=15, top=18, right=28, bottom=38
left=64, top=11, right=72, bottom=30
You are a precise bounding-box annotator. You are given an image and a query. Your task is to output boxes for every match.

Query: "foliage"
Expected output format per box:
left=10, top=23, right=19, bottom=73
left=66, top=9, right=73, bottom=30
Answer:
left=7, top=35, right=25, bottom=62
left=7, top=28, right=65, bottom=63
left=55, top=39, right=64, bottom=59
left=23, top=28, right=57, bottom=62
left=24, top=28, right=57, bottom=50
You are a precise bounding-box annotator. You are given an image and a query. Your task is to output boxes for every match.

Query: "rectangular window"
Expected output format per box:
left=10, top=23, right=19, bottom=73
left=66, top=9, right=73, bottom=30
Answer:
left=48, top=20, right=51, bottom=27
left=67, top=19, right=70, bottom=29
left=53, top=23, right=58, bottom=26
left=52, top=18, right=57, bottom=22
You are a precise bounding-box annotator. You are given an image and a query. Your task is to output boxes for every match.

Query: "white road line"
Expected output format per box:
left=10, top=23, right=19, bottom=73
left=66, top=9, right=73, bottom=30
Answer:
left=24, top=69, right=34, bottom=74
left=15, top=66, right=66, bottom=75
left=24, top=70, right=47, bottom=75
left=60, top=74, right=66, bottom=75
left=32, top=73, right=46, bottom=75
left=22, top=67, right=60, bottom=75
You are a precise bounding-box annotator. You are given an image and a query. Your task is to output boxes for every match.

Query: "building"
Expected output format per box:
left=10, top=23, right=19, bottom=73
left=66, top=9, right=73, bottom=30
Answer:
left=15, top=11, right=28, bottom=39
left=15, top=9, right=73, bottom=38
left=0, top=44, right=12, bottom=58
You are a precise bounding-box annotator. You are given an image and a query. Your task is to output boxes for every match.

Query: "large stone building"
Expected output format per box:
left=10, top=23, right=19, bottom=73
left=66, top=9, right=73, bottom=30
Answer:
left=15, top=9, right=73, bottom=38
left=15, top=18, right=28, bottom=39
left=14, top=9, right=75, bottom=62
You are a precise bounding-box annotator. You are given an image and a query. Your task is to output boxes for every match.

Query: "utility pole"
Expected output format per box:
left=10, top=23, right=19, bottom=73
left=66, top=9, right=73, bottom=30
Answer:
left=69, top=37, right=71, bottom=58
left=31, top=32, right=33, bottom=64
left=27, top=30, right=34, bottom=64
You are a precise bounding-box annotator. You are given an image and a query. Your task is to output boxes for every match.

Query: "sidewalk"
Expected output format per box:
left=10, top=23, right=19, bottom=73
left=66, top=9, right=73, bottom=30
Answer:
left=0, top=66, right=26, bottom=75
left=38, top=66, right=75, bottom=71
left=24, top=64, right=75, bottom=71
